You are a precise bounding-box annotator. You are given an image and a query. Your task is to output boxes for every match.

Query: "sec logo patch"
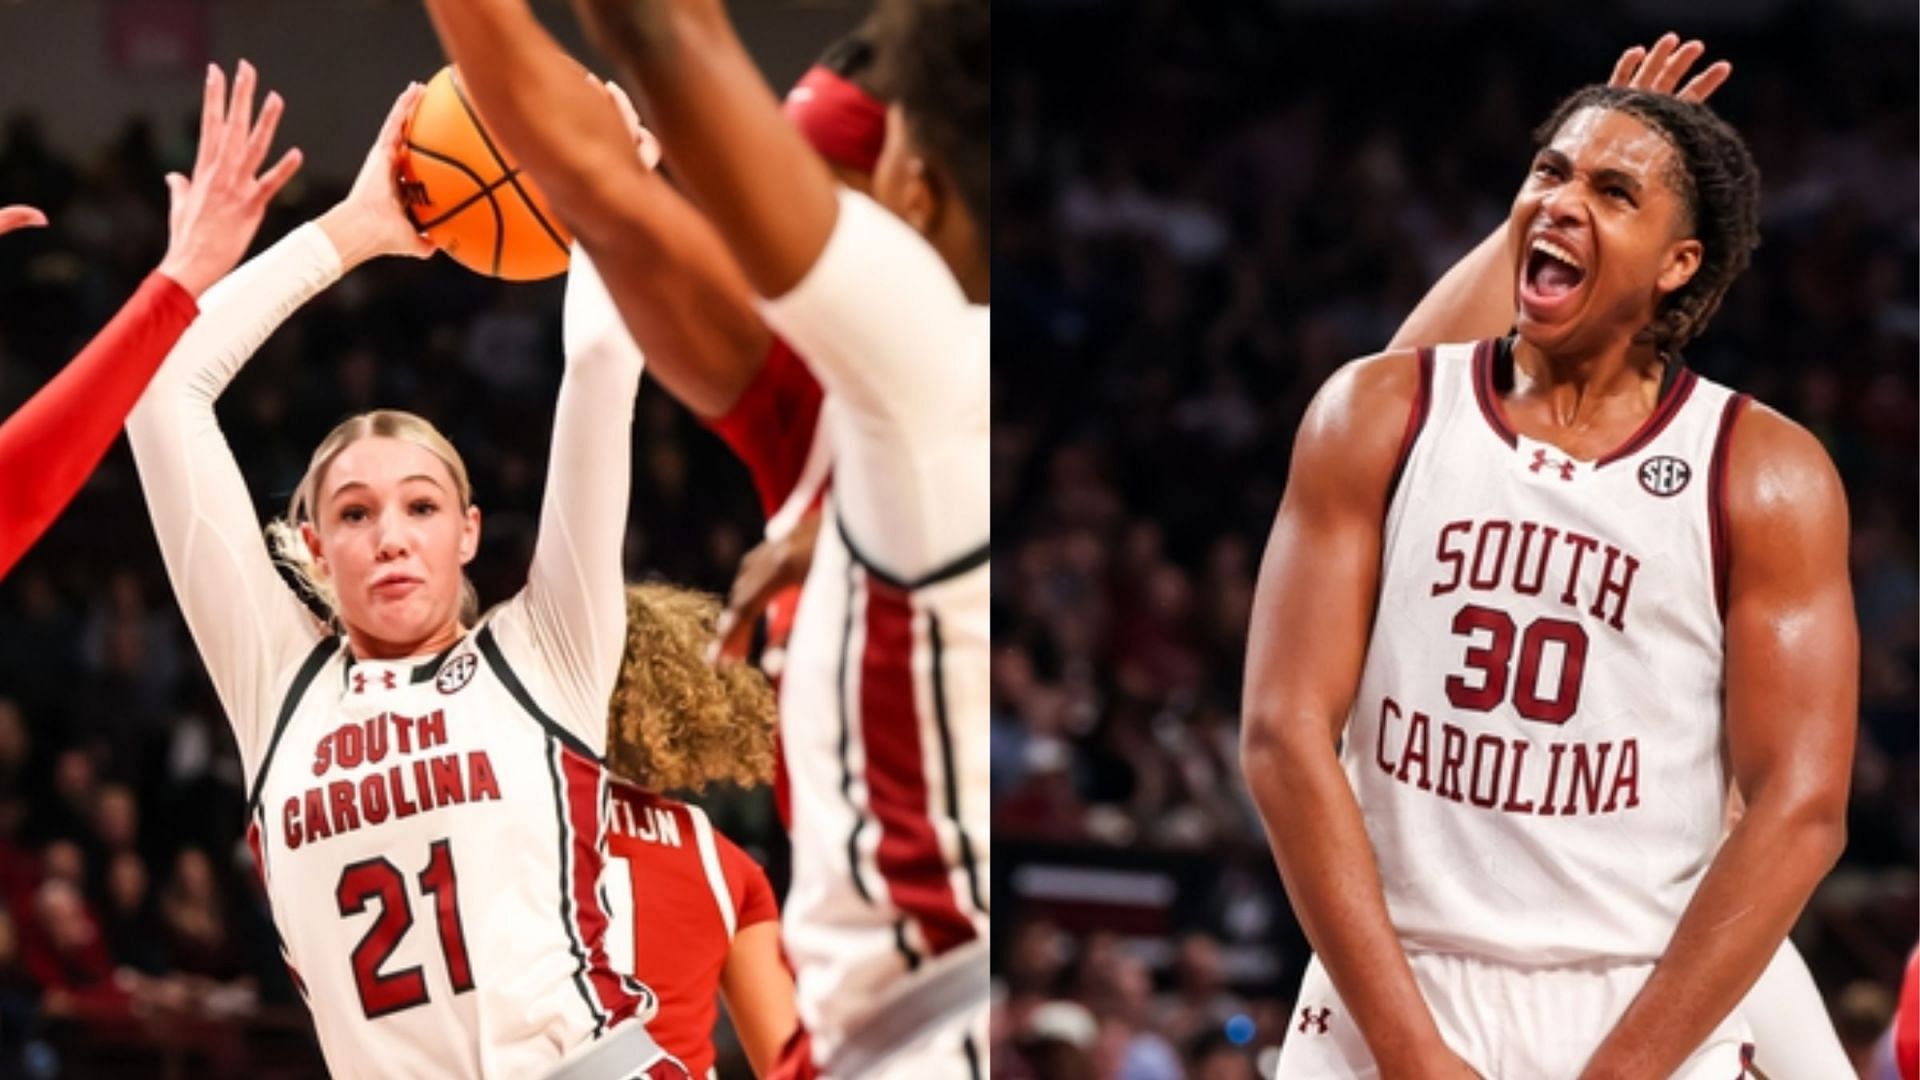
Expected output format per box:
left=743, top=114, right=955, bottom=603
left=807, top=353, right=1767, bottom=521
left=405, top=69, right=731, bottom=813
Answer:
left=1638, top=455, right=1691, bottom=497
left=437, top=652, right=478, bottom=694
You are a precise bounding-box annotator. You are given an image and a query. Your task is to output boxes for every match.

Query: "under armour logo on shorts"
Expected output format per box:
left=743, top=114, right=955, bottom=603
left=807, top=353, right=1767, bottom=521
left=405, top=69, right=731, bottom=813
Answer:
left=1297, top=1006, right=1332, bottom=1034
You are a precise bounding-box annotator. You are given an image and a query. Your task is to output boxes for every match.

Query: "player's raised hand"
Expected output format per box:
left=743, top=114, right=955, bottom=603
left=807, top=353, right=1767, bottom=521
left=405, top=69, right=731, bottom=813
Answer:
left=0, top=206, right=47, bottom=238
left=1608, top=32, right=1731, bottom=103
left=592, top=74, right=664, bottom=171
left=157, top=61, right=304, bottom=297
left=710, top=508, right=821, bottom=667
left=322, top=82, right=435, bottom=266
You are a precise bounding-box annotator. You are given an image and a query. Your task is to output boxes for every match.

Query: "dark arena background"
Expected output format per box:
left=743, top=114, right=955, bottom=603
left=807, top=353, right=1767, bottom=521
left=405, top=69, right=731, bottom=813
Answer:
left=992, top=0, right=1917, bottom=1076
left=0, top=1, right=861, bottom=1075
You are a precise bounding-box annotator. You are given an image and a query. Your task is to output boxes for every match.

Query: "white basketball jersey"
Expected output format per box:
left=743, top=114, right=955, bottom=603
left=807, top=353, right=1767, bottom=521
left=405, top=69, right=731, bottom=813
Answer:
left=244, top=599, right=653, bottom=1080
left=776, top=504, right=991, bottom=1062
left=1347, top=338, right=1748, bottom=965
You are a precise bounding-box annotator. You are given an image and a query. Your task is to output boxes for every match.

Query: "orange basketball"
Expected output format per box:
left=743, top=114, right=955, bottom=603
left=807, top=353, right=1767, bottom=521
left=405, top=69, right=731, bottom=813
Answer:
left=396, top=66, right=571, bottom=281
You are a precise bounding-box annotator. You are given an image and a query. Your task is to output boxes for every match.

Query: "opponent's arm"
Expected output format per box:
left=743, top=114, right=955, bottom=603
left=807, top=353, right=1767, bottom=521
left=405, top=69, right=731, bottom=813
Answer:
left=417, top=0, right=770, bottom=418
left=1387, top=34, right=1730, bottom=351
left=1240, top=351, right=1477, bottom=1077
left=719, top=921, right=797, bottom=1077
left=0, top=62, right=300, bottom=581
left=1581, top=406, right=1854, bottom=1079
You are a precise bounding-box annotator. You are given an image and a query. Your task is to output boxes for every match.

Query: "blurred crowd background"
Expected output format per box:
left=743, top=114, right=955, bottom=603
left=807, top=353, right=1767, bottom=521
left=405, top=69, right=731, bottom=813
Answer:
left=992, top=1, right=1917, bottom=1076
left=0, top=1, right=863, bottom=1074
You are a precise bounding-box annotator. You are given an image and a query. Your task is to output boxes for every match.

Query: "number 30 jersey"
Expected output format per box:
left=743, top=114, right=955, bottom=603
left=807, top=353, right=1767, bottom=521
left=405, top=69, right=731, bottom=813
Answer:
left=1347, top=338, right=1748, bottom=966
left=245, top=599, right=654, bottom=1079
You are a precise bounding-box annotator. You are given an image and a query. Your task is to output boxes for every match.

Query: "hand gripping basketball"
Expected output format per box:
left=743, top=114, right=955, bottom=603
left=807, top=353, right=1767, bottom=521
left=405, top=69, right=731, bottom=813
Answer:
left=395, top=66, right=575, bottom=280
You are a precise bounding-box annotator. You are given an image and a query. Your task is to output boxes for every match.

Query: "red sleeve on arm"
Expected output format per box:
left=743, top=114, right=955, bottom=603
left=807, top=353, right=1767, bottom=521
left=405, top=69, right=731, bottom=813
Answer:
left=0, top=271, right=197, bottom=580
left=703, top=336, right=824, bottom=519
left=720, top=834, right=779, bottom=930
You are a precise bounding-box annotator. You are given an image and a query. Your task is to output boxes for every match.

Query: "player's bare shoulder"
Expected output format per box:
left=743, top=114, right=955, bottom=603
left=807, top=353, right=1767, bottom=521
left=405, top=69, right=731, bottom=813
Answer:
left=1289, top=347, right=1427, bottom=512
left=1722, top=400, right=1848, bottom=547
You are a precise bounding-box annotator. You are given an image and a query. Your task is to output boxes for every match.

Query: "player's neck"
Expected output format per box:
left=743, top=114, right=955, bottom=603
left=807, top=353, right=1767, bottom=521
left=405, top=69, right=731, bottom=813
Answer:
left=933, top=213, right=988, bottom=304
left=343, top=619, right=464, bottom=662
left=1509, top=335, right=1665, bottom=425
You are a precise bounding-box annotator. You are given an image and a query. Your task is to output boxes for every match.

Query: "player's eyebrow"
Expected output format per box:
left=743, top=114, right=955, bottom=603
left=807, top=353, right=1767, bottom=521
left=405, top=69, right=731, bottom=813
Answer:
left=327, top=475, right=449, bottom=503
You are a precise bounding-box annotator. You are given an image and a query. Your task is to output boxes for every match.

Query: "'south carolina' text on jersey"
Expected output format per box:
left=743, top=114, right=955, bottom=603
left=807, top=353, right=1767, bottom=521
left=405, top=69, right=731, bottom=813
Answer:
left=1373, top=515, right=1643, bottom=817
left=283, top=709, right=503, bottom=848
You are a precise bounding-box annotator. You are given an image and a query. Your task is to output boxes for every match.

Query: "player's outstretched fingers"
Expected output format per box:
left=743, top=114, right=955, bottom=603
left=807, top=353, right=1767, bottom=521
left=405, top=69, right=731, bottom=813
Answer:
left=1609, top=46, right=1648, bottom=88
left=1676, top=60, right=1732, bottom=103
left=1630, top=32, right=1679, bottom=90
left=1650, top=38, right=1706, bottom=93
left=0, top=205, right=47, bottom=236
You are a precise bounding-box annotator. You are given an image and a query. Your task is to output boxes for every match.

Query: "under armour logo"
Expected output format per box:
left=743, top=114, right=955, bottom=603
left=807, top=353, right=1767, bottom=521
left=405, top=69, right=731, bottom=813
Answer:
left=1297, top=1006, right=1332, bottom=1034
left=395, top=170, right=431, bottom=210
left=352, top=670, right=397, bottom=694
left=1528, top=448, right=1576, bottom=481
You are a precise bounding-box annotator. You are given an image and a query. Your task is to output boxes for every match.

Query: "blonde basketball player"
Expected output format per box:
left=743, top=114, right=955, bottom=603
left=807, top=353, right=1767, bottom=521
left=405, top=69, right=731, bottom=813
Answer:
left=1243, top=39, right=1855, bottom=1080
left=126, top=85, right=684, bottom=1078
left=1387, top=35, right=1856, bottom=1079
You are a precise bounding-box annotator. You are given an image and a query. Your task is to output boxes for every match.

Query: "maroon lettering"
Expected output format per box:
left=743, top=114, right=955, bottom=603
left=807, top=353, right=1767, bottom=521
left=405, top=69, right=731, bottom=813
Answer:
left=1501, top=740, right=1535, bottom=813
left=312, top=733, right=332, bottom=777
left=410, top=760, right=434, bottom=812
left=1511, top=524, right=1558, bottom=596
left=393, top=766, right=421, bottom=818
left=1436, top=724, right=1467, bottom=801
left=430, top=755, right=465, bottom=805
left=1590, top=547, right=1639, bottom=632
left=1558, top=532, right=1600, bottom=607
left=361, top=774, right=390, bottom=825
left=338, top=723, right=364, bottom=769
left=467, top=752, right=502, bottom=802
left=391, top=712, right=414, bottom=754
left=1467, top=522, right=1513, bottom=591
left=1376, top=698, right=1400, bottom=775
left=1603, top=739, right=1641, bottom=812
left=1563, top=743, right=1613, bottom=815
left=417, top=710, right=447, bottom=750
left=284, top=797, right=303, bottom=850
left=1431, top=521, right=1472, bottom=596
left=1467, top=734, right=1505, bottom=808
left=365, top=717, right=389, bottom=764
left=1538, top=743, right=1567, bottom=816
left=1395, top=709, right=1432, bottom=791
left=305, top=788, right=333, bottom=840
left=1445, top=605, right=1514, bottom=712
left=330, top=780, right=361, bottom=834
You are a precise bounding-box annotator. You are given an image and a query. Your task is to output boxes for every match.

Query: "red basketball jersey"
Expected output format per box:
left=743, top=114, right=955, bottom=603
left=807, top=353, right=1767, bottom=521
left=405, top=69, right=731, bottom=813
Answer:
left=601, top=781, right=779, bottom=1078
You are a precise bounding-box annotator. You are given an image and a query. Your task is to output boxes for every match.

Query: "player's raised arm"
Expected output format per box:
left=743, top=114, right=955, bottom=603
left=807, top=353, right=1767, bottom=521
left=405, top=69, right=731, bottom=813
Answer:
left=1240, top=350, right=1478, bottom=1078
left=563, top=0, right=841, bottom=298
left=1387, top=33, right=1731, bottom=352
left=128, top=83, right=428, bottom=771
left=1580, top=408, right=1854, bottom=1079
left=0, top=62, right=300, bottom=581
left=415, top=0, right=769, bottom=418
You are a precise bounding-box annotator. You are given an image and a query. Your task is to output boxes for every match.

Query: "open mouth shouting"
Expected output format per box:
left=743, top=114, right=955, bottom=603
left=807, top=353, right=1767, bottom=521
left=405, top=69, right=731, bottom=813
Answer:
left=1518, top=232, right=1588, bottom=323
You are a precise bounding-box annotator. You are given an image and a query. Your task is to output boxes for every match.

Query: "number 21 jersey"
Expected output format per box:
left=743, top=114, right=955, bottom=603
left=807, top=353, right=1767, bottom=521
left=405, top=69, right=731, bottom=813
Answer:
left=244, top=600, right=653, bottom=1079
left=1347, top=338, right=1747, bottom=965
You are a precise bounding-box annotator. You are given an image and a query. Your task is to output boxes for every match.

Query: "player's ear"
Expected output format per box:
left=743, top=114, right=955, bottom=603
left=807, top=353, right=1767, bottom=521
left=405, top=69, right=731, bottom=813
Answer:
left=301, top=521, right=329, bottom=576
left=1658, top=237, right=1703, bottom=295
left=458, top=505, right=481, bottom=566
